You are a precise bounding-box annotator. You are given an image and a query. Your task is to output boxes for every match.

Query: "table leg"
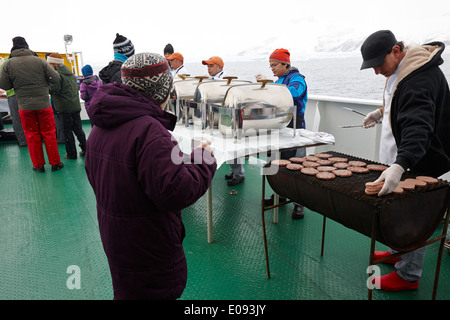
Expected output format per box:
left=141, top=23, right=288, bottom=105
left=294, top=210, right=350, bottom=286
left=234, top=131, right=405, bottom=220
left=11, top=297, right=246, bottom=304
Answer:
left=273, top=151, right=280, bottom=224
left=273, top=194, right=279, bottom=224
left=206, top=186, right=213, bottom=243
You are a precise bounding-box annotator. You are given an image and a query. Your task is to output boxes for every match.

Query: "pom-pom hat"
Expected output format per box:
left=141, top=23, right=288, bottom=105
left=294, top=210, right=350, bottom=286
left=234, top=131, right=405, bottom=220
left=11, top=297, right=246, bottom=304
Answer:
left=121, top=53, right=173, bottom=105
left=113, top=33, right=135, bottom=58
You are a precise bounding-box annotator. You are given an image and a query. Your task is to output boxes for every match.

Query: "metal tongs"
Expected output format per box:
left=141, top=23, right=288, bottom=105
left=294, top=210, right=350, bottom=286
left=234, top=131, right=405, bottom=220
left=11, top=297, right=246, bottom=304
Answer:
left=338, top=107, right=382, bottom=128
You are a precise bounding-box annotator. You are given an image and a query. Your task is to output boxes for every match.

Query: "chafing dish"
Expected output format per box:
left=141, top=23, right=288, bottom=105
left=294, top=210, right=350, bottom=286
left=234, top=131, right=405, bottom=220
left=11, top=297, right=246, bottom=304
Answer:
left=215, top=80, right=296, bottom=140
left=191, top=77, right=252, bottom=130
left=167, top=75, right=210, bottom=126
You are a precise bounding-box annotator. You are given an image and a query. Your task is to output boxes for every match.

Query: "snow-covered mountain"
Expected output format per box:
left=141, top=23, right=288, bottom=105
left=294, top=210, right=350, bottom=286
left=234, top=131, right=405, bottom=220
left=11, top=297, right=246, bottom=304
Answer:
left=231, top=30, right=450, bottom=62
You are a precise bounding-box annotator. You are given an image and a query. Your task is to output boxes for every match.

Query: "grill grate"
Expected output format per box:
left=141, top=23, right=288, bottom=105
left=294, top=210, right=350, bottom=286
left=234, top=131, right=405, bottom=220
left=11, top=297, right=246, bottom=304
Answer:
left=268, top=151, right=449, bottom=207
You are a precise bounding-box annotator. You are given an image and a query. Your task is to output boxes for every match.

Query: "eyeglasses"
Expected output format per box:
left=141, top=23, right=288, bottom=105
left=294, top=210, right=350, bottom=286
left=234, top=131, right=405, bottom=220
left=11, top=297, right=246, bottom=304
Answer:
left=269, top=62, right=280, bottom=69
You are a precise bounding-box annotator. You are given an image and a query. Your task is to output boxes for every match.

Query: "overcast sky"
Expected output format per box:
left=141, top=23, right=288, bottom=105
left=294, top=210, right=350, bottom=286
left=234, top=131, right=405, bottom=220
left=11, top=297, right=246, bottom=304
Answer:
left=4, top=0, right=450, bottom=66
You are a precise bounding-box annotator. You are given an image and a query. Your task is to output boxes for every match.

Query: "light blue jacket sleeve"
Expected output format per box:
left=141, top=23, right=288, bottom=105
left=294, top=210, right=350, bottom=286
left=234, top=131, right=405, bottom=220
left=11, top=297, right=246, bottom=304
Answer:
left=282, top=73, right=307, bottom=98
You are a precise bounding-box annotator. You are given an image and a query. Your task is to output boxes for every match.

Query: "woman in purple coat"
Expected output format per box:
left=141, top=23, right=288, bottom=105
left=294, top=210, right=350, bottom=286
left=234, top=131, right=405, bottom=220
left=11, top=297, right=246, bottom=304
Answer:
left=85, top=53, right=216, bottom=300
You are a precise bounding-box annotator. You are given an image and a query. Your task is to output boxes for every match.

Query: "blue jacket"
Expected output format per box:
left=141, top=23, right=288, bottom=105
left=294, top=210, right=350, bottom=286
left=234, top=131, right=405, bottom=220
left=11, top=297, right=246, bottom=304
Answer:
left=276, top=67, right=307, bottom=128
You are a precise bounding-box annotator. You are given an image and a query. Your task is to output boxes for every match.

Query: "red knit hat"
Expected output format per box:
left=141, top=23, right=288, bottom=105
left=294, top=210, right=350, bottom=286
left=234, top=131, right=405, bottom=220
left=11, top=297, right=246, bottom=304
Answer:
left=269, top=48, right=290, bottom=64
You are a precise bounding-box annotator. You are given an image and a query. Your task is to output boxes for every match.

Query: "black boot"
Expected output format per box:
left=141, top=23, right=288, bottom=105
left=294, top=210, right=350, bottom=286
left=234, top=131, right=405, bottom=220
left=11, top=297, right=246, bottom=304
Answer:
left=264, top=194, right=286, bottom=206
left=51, top=162, right=64, bottom=172
left=227, top=177, right=245, bottom=186
left=32, top=166, right=45, bottom=173
left=291, top=204, right=305, bottom=219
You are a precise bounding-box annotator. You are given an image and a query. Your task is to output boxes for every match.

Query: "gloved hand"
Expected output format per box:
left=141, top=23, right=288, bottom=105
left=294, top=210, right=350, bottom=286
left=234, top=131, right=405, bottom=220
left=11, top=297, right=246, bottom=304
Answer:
left=200, top=141, right=214, bottom=156
left=374, top=164, right=405, bottom=196
left=362, top=109, right=382, bottom=128
left=255, top=74, right=267, bottom=81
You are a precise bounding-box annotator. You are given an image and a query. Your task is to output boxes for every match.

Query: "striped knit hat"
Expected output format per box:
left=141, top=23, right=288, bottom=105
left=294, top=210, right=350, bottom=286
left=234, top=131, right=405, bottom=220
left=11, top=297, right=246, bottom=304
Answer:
left=269, top=48, right=290, bottom=64
left=121, top=53, right=173, bottom=105
left=113, top=33, right=135, bottom=58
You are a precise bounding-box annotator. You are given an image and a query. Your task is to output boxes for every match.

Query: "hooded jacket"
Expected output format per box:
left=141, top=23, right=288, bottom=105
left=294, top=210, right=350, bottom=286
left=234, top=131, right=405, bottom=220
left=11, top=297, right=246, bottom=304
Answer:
left=388, top=42, right=450, bottom=177
left=80, top=75, right=101, bottom=110
left=84, top=83, right=216, bottom=299
left=0, top=48, right=60, bottom=110
left=49, top=64, right=82, bottom=113
left=276, top=67, right=308, bottom=127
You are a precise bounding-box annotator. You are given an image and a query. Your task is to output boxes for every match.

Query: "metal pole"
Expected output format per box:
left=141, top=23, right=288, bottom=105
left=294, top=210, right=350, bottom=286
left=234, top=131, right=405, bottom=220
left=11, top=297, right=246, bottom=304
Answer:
left=368, top=212, right=378, bottom=300
left=321, top=216, right=326, bottom=256
left=206, top=186, right=213, bottom=243
left=261, top=174, right=270, bottom=279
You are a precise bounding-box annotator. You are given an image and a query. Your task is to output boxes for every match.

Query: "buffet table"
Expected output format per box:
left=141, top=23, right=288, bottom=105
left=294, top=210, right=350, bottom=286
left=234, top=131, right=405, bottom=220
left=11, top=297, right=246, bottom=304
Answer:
left=171, top=125, right=335, bottom=243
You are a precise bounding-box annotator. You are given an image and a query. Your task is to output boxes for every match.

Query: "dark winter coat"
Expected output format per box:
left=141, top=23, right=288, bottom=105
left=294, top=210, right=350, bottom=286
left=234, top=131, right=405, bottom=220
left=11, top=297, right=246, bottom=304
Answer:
left=49, top=64, right=82, bottom=113
left=80, top=75, right=101, bottom=110
left=0, top=48, right=60, bottom=110
left=84, top=83, right=216, bottom=299
left=99, top=60, right=123, bottom=84
left=389, top=42, right=450, bottom=177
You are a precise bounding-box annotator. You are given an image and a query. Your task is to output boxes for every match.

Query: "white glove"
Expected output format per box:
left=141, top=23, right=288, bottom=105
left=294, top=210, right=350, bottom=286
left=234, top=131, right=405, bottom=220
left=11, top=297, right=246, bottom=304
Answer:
left=255, top=73, right=267, bottom=81
left=362, top=109, right=382, bottom=128
left=374, top=164, right=405, bottom=196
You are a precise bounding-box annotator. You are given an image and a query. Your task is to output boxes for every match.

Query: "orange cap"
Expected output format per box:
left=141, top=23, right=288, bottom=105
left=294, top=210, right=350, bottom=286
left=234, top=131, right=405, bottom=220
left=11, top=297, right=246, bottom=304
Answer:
left=167, top=52, right=184, bottom=61
left=202, top=56, right=224, bottom=67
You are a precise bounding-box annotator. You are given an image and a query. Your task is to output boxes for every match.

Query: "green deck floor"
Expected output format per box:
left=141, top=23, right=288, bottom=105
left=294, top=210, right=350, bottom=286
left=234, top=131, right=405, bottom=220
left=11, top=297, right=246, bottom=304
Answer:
left=0, top=122, right=449, bottom=301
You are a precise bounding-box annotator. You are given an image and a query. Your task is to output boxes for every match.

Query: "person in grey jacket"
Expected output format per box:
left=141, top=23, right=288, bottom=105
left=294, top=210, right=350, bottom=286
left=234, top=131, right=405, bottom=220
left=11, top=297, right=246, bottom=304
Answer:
left=0, top=37, right=63, bottom=172
left=48, top=53, right=86, bottom=159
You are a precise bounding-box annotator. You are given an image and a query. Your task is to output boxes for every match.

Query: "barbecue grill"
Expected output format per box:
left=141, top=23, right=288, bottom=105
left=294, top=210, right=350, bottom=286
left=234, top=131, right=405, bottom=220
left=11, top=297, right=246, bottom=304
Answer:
left=262, top=151, right=450, bottom=299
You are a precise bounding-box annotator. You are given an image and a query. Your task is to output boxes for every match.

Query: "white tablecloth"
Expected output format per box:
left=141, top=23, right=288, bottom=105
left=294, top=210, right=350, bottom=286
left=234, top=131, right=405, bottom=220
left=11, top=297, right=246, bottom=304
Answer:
left=0, top=98, right=9, bottom=112
left=171, top=124, right=335, bottom=243
left=171, top=125, right=335, bottom=167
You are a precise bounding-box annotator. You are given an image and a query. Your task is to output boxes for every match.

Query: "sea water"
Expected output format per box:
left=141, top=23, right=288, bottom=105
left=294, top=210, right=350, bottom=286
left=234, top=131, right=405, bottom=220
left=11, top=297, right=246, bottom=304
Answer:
left=93, top=53, right=450, bottom=101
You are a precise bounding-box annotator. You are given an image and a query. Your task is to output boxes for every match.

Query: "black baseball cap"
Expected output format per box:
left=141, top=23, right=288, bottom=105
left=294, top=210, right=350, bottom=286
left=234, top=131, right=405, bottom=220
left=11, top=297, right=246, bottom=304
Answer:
left=360, top=30, right=397, bottom=70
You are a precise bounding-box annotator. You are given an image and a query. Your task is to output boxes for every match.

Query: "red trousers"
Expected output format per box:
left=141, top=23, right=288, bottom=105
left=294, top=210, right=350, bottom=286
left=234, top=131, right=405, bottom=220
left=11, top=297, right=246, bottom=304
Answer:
left=19, top=107, right=61, bottom=167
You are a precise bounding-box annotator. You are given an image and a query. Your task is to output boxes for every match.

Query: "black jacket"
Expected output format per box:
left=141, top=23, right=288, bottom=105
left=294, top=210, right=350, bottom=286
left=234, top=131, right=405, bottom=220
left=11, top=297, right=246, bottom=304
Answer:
left=390, top=42, right=450, bottom=177
left=99, top=60, right=123, bottom=84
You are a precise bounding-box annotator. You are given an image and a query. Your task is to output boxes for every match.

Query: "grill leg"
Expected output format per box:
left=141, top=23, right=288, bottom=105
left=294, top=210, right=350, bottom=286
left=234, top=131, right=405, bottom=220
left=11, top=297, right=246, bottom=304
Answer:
left=368, top=213, right=378, bottom=300
left=432, top=205, right=450, bottom=299
left=321, top=216, right=326, bottom=256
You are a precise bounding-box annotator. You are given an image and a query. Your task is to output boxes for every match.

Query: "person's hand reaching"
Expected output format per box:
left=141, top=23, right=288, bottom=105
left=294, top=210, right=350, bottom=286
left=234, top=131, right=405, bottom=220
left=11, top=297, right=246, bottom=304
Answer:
left=362, top=109, right=382, bottom=128
left=373, top=164, right=404, bottom=196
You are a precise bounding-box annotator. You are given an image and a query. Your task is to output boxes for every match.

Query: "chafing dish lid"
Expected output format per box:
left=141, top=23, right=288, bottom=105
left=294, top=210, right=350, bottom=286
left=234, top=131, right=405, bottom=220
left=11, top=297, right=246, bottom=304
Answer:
left=193, top=78, right=252, bottom=104
left=223, top=83, right=294, bottom=109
